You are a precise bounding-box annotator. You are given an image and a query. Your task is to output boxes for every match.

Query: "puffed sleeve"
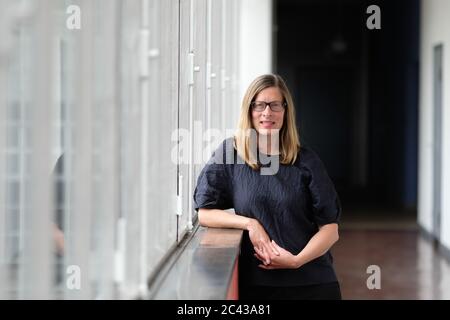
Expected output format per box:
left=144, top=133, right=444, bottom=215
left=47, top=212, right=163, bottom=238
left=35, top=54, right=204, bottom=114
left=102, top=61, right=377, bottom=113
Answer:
left=301, top=147, right=341, bottom=226
left=193, top=142, right=233, bottom=211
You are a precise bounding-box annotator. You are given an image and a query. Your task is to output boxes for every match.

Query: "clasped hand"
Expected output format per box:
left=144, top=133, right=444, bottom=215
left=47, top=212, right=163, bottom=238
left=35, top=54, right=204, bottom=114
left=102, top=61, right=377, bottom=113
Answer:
left=247, top=219, right=300, bottom=270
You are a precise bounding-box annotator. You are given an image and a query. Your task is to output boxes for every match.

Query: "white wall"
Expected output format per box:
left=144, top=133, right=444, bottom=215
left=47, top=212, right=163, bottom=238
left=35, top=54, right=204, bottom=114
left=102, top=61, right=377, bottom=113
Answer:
left=239, top=0, right=273, bottom=101
left=419, top=0, right=450, bottom=248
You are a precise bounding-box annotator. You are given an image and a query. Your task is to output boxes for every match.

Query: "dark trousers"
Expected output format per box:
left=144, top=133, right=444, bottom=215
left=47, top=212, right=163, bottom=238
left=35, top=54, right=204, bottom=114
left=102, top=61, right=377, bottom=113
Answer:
left=239, top=282, right=342, bottom=300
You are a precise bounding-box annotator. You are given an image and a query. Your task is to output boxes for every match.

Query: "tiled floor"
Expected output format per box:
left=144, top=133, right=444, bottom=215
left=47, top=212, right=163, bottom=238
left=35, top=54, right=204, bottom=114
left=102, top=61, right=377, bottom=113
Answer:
left=333, top=208, right=450, bottom=299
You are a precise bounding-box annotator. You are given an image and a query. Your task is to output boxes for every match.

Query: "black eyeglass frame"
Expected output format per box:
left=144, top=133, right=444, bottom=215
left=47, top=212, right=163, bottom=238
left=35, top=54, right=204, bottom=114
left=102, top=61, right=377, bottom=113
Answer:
left=250, top=100, right=287, bottom=112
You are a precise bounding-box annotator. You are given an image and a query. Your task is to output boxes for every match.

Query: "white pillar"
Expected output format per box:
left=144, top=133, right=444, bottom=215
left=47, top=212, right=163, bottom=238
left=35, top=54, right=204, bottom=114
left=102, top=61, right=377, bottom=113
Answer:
left=239, top=0, right=273, bottom=99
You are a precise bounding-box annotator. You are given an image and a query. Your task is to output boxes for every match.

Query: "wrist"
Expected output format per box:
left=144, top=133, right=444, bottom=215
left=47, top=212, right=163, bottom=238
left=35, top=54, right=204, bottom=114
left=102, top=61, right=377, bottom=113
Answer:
left=244, top=217, right=256, bottom=231
left=294, top=252, right=305, bottom=269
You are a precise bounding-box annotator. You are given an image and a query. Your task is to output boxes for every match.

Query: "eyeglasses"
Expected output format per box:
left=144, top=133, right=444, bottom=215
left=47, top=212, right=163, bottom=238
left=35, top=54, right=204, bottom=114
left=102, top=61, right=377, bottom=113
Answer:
left=251, top=101, right=286, bottom=112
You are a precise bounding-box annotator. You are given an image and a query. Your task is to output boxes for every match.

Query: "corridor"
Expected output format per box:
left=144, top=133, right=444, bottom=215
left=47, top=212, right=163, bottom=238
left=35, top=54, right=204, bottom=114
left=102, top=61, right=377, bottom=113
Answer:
left=335, top=210, right=450, bottom=299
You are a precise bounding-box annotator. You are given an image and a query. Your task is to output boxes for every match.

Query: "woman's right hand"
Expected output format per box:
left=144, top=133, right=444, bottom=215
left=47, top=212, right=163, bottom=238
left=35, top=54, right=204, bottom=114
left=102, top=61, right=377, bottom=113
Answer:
left=246, top=218, right=279, bottom=265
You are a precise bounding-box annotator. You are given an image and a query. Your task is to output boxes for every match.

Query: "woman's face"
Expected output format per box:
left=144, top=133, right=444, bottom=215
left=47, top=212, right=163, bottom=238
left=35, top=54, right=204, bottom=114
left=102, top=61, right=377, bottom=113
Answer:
left=251, top=86, right=285, bottom=136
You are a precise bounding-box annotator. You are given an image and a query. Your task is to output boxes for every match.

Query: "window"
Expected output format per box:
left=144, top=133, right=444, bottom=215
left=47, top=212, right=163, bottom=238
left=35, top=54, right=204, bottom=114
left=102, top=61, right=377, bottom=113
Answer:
left=0, top=0, right=241, bottom=299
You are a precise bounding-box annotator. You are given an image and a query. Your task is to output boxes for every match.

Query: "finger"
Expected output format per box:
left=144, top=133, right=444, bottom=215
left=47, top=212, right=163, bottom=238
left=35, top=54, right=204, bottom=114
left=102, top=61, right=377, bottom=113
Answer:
left=254, top=246, right=263, bottom=255
left=271, top=240, right=281, bottom=249
left=261, top=244, right=273, bottom=264
left=255, top=246, right=270, bottom=265
left=270, top=240, right=280, bottom=255
left=254, top=247, right=266, bottom=261
left=261, top=247, right=271, bottom=265
left=254, top=253, right=265, bottom=262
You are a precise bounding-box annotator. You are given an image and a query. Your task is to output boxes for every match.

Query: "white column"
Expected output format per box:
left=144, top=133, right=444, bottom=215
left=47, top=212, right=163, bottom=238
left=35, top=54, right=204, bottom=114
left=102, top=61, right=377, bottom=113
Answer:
left=92, top=0, right=120, bottom=299
left=0, top=0, right=8, bottom=301
left=67, top=0, right=94, bottom=299
left=21, top=0, right=54, bottom=299
left=239, top=0, right=273, bottom=98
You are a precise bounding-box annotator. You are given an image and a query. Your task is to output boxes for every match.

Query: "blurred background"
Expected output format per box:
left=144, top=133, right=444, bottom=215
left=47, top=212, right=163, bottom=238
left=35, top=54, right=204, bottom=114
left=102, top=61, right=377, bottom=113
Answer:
left=0, top=0, right=449, bottom=299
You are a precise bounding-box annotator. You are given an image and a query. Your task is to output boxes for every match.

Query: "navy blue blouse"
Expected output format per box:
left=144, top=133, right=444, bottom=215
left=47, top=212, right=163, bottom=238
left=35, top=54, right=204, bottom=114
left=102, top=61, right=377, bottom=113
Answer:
left=194, top=138, right=341, bottom=287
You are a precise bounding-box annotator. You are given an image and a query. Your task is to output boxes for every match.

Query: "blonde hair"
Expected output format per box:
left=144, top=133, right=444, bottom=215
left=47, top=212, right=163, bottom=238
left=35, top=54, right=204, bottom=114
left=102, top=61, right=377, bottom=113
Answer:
left=234, top=74, right=300, bottom=170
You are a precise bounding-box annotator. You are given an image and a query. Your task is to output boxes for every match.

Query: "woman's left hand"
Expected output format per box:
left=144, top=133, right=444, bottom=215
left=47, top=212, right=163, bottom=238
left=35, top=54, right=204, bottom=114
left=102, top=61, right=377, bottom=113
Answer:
left=254, top=240, right=300, bottom=270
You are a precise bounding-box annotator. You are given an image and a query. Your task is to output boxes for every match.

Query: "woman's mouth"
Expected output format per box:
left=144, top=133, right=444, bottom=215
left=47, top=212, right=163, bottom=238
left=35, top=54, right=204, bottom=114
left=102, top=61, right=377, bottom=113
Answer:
left=260, top=121, right=275, bottom=128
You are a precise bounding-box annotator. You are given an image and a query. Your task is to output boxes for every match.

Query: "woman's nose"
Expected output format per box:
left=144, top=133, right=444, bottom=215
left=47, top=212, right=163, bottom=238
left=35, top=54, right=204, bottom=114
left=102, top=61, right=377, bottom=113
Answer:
left=262, top=105, right=273, bottom=116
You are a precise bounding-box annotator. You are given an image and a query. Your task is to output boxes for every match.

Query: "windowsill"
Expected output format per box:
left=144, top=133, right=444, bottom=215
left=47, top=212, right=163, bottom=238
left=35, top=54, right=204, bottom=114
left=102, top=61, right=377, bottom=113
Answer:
left=150, top=226, right=243, bottom=300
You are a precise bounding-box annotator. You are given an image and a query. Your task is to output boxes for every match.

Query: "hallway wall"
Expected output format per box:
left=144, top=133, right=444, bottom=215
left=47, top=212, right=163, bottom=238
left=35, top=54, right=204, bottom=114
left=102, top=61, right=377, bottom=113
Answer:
left=419, top=0, right=450, bottom=249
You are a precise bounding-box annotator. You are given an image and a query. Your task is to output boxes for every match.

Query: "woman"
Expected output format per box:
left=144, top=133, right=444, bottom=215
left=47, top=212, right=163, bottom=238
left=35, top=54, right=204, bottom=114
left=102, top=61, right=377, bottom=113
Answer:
left=194, top=74, right=342, bottom=300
